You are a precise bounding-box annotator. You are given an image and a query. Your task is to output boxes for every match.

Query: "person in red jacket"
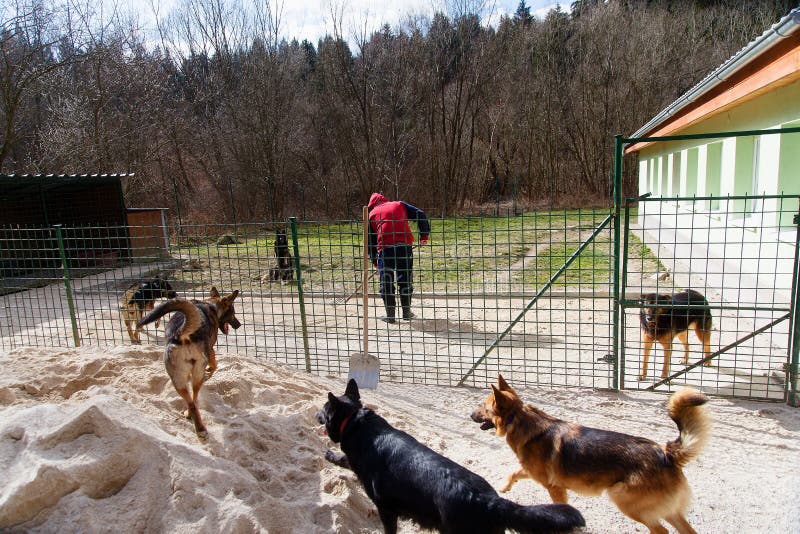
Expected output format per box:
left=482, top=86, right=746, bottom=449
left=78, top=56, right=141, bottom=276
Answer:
left=367, top=193, right=430, bottom=323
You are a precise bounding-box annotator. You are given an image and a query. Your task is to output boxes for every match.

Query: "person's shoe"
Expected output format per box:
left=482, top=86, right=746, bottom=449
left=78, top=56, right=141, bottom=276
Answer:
left=400, top=294, right=415, bottom=320
left=380, top=316, right=396, bottom=324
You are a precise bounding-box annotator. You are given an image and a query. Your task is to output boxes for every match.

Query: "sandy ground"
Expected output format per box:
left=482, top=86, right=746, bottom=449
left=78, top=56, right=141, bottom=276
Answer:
left=1, top=345, right=798, bottom=533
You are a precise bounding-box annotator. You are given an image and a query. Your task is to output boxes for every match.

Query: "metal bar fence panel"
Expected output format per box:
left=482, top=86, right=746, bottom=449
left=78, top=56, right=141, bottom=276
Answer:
left=621, top=194, right=800, bottom=401
left=0, top=211, right=616, bottom=392
left=4, top=195, right=795, bottom=402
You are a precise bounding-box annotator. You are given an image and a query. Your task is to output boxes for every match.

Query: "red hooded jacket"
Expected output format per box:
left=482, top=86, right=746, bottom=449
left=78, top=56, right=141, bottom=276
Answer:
left=367, top=193, right=429, bottom=260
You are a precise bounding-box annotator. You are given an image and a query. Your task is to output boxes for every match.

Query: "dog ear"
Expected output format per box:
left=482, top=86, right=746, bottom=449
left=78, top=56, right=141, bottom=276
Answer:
left=497, top=374, right=518, bottom=396
left=498, top=374, right=511, bottom=391
left=210, top=287, right=220, bottom=298
left=345, top=378, right=360, bottom=401
left=227, top=289, right=240, bottom=302
left=327, top=392, right=339, bottom=406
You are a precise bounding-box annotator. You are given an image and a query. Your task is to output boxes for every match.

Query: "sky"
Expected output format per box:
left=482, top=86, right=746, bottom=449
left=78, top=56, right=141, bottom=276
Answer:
left=275, top=0, right=567, bottom=45
left=131, top=0, right=567, bottom=47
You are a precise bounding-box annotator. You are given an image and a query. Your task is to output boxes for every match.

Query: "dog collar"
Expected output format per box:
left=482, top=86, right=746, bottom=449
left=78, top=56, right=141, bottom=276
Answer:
left=339, top=414, right=353, bottom=436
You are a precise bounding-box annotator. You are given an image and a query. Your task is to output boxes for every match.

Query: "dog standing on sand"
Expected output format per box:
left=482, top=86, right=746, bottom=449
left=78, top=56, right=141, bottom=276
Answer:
left=640, top=289, right=713, bottom=380
left=120, top=278, right=178, bottom=343
left=138, top=287, right=241, bottom=439
left=472, top=374, right=710, bottom=534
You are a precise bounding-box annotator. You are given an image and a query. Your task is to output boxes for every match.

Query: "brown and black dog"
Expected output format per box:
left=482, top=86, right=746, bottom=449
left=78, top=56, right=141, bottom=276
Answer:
left=120, top=278, right=178, bottom=343
left=138, top=287, right=241, bottom=439
left=472, top=375, right=710, bottom=534
left=640, top=289, right=713, bottom=380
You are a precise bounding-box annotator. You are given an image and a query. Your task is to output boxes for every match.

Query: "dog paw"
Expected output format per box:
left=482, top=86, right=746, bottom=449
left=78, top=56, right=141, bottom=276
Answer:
left=324, top=449, right=338, bottom=463
left=196, top=430, right=208, bottom=441
left=637, top=374, right=647, bottom=381
left=499, top=484, right=512, bottom=493
left=184, top=410, right=192, bottom=420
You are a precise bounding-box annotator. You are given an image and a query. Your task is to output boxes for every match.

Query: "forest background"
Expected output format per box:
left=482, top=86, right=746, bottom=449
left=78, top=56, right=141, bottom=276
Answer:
left=1, top=0, right=795, bottom=222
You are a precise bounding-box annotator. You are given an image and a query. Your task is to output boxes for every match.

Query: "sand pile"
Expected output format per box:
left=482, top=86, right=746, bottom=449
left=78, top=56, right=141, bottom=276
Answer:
left=1, top=345, right=798, bottom=533
left=0, top=346, right=376, bottom=533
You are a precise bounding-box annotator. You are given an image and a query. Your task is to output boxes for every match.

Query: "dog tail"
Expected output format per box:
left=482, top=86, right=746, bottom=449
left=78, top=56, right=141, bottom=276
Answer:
left=137, top=299, right=201, bottom=343
left=665, top=388, right=710, bottom=468
left=488, top=497, right=585, bottom=533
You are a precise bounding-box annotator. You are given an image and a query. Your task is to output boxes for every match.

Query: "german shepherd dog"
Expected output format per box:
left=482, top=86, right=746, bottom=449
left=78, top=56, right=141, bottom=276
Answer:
left=472, top=375, right=710, bottom=534
left=138, top=287, right=241, bottom=439
left=317, top=379, right=585, bottom=534
left=120, top=278, right=178, bottom=343
left=268, top=229, right=294, bottom=282
left=640, top=289, right=713, bottom=380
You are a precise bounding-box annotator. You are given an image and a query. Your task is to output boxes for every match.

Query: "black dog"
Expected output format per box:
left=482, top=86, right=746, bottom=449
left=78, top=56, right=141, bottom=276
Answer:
left=268, top=229, right=294, bottom=282
left=120, top=278, right=178, bottom=343
left=639, top=289, right=713, bottom=380
left=317, top=379, right=585, bottom=534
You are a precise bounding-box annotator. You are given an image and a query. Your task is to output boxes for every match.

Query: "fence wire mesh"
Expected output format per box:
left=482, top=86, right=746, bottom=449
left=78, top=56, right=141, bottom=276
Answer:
left=1, top=211, right=615, bottom=391
left=1, top=197, right=797, bottom=401
left=622, top=194, right=799, bottom=401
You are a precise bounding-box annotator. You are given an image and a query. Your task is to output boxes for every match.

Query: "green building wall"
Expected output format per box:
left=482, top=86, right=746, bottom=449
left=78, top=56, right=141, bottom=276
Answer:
left=636, top=78, right=800, bottom=227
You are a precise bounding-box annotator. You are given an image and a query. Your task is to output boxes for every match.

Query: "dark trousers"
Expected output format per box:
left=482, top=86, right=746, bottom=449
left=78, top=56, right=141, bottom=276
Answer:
left=377, top=245, right=413, bottom=299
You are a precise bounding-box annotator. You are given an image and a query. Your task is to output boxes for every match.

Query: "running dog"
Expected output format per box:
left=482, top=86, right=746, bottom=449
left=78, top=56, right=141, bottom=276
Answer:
left=138, top=287, right=241, bottom=439
left=472, top=375, right=710, bottom=534
left=120, top=278, right=178, bottom=343
left=317, top=379, right=585, bottom=534
left=640, top=289, right=713, bottom=380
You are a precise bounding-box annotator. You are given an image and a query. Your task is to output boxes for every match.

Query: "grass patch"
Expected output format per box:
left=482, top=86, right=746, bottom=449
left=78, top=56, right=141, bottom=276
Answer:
left=165, top=209, right=642, bottom=293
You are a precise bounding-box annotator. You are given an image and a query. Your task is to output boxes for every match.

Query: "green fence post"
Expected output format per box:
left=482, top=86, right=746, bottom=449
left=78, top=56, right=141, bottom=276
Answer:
left=54, top=224, right=80, bottom=347
left=612, top=134, right=623, bottom=391
left=788, top=212, right=800, bottom=406
left=289, top=217, right=312, bottom=373
left=620, top=200, right=632, bottom=390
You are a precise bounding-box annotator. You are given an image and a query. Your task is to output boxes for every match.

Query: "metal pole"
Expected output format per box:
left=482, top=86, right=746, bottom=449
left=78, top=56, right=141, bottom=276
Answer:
left=620, top=198, right=632, bottom=390
left=54, top=225, right=80, bottom=347
left=289, top=217, right=312, bottom=373
left=611, top=135, right=623, bottom=390
left=362, top=206, right=369, bottom=355
left=787, top=211, right=800, bottom=406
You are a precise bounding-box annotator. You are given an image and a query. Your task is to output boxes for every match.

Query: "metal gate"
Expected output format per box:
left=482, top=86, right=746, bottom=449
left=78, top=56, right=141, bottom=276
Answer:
left=613, top=130, right=800, bottom=405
